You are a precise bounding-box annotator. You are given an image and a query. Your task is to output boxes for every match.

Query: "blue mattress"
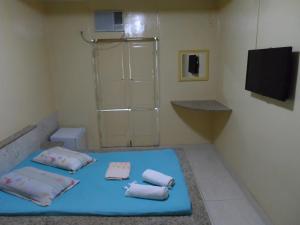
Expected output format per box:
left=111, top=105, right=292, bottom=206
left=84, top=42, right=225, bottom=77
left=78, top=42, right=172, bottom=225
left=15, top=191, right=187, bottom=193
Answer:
left=0, top=149, right=192, bottom=216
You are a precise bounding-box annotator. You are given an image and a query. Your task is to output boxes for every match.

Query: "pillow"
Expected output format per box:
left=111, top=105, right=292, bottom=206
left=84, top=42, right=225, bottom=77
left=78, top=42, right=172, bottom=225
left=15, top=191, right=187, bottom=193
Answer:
left=32, top=146, right=95, bottom=172
left=0, top=167, right=79, bottom=206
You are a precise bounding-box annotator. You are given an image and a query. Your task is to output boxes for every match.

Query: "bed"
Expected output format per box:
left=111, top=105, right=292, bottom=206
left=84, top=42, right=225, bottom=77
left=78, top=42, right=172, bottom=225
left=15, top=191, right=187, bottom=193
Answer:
left=0, top=148, right=211, bottom=225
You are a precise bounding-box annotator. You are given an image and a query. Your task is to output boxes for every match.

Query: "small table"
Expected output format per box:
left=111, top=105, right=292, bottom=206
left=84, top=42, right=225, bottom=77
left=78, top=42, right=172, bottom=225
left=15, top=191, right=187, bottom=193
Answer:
left=171, top=100, right=232, bottom=112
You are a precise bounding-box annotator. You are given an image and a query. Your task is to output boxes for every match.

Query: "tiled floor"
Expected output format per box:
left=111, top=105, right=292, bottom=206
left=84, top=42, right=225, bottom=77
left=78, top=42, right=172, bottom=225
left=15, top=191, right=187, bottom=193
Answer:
left=182, top=144, right=270, bottom=225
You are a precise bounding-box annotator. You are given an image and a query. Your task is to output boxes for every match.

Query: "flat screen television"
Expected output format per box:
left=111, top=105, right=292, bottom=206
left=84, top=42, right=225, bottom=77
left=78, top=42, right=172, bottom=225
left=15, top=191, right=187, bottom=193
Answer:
left=245, top=47, right=293, bottom=101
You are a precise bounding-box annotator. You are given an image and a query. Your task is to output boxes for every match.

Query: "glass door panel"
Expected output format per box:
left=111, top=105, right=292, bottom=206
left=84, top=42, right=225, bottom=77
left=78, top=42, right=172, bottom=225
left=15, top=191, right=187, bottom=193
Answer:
left=95, top=43, right=129, bottom=147
left=129, top=110, right=159, bottom=146
left=95, top=43, right=128, bottom=109
left=128, top=42, right=155, bottom=81
left=95, top=40, right=159, bottom=147
left=98, top=111, right=129, bottom=147
left=128, top=42, right=159, bottom=146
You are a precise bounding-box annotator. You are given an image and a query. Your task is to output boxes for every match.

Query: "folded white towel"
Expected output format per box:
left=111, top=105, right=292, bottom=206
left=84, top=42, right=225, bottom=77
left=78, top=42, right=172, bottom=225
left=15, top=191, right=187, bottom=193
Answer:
left=125, top=182, right=169, bottom=200
left=142, top=169, right=175, bottom=188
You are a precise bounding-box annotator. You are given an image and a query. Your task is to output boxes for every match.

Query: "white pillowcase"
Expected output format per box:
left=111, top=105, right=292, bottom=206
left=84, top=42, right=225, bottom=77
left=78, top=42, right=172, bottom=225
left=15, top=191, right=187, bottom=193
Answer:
left=33, top=147, right=95, bottom=172
left=0, top=167, right=79, bottom=206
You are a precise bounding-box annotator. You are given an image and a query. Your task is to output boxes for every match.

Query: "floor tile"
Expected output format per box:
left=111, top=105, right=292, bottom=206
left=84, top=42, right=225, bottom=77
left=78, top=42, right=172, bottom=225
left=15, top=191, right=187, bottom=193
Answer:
left=182, top=144, right=268, bottom=225
left=185, top=146, right=229, bottom=180
left=184, top=144, right=244, bottom=200
left=199, top=174, right=245, bottom=200
left=206, top=199, right=266, bottom=225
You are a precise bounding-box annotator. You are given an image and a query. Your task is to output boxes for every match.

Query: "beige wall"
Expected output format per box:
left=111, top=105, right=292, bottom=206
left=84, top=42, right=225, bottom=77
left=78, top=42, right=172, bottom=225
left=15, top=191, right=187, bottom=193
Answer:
left=2, top=1, right=299, bottom=224
left=159, top=12, right=218, bottom=144
left=46, top=11, right=218, bottom=149
left=45, top=13, right=100, bottom=149
left=25, top=0, right=226, bottom=12
left=0, top=0, right=54, bottom=141
left=215, top=1, right=300, bottom=225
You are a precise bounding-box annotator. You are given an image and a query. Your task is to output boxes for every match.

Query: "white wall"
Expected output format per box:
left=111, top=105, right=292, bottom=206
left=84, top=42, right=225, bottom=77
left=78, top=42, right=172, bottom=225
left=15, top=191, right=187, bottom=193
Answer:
left=0, top=0, right=54, bottom=141
left=215, top=1, right=300, bottom=225
left=46, top=10, right=218, bottom=149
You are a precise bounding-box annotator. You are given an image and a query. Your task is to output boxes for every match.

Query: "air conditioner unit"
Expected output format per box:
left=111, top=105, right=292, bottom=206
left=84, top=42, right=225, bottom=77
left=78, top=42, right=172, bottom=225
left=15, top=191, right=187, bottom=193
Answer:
left=95, top=11, right=124, bottom=32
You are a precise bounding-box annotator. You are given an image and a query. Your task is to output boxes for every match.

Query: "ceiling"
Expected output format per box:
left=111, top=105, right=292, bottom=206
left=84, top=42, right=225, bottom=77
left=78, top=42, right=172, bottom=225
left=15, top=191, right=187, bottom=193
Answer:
left=22, top=0, right=231, bottom=13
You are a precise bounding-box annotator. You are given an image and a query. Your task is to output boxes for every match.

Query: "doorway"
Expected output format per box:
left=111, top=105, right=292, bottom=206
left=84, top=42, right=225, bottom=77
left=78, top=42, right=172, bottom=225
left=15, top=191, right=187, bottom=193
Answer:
left=93, top=39, right=159, bottom=147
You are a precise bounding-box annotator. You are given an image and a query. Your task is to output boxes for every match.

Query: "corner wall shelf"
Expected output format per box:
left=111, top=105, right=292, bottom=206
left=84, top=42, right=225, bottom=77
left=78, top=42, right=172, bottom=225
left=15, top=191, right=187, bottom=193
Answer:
left=171, top=100, right=232, bottom=112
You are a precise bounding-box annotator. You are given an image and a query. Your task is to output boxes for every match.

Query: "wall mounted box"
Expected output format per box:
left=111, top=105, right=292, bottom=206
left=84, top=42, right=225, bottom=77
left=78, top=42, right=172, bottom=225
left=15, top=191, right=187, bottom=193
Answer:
left=95, top=11, right=124, bottom=32
left=50, top=128, right=87, bottom=151
left=178, top=49, right=209, bottom=81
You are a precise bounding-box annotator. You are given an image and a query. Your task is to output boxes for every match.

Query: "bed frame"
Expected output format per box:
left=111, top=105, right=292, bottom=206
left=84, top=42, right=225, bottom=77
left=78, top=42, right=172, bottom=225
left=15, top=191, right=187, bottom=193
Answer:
left=0, top=113, right=58, bottom=175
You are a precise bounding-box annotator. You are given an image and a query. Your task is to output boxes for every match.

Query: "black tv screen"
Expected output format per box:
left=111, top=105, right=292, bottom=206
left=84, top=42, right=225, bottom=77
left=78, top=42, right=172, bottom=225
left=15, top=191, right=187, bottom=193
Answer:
left=245, top=47, right=292, bottom=101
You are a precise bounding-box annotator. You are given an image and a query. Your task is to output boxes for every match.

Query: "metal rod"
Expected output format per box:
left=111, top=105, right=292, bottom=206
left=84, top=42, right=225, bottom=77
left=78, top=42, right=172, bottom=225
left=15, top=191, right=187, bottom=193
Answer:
left=95, top=37, right=159, bottom=43
left=97, top=107, right=159, bottom=112
left=80, top=31, right=96, bottom=44
left=97, top=109, right=131, bottom=112
left=80, top=31, right=159, bottom=44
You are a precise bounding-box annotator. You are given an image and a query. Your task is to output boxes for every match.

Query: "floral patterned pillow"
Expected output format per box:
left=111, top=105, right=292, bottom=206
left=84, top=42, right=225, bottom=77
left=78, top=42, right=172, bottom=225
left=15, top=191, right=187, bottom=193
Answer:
left=0, top=167, right=79, bottom=206
left=32, top=147, right=95, bottom=172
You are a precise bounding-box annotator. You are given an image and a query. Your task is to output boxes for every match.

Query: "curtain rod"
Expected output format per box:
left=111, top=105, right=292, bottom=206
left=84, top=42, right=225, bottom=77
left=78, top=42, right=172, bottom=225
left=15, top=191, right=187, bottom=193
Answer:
left=80, top=31, right=159, bottom=44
